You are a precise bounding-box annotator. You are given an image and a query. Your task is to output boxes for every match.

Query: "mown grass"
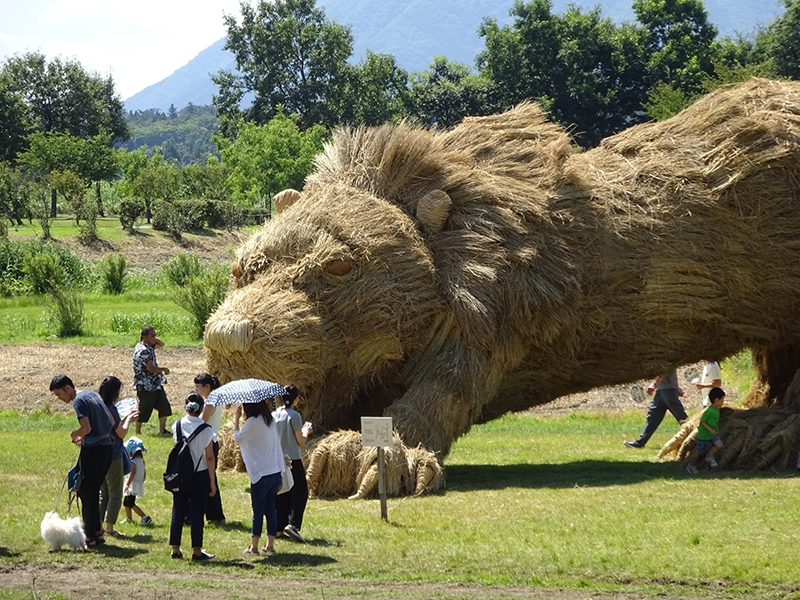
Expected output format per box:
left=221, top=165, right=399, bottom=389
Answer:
left=1, top=409, right=799, bottom=598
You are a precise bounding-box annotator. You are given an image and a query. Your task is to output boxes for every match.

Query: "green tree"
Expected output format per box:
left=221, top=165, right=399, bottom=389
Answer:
left=340, top=51, right=410, bottom=126
left=633, top=0, right=719, bottom=96
left=0, top=162, right=31, bottom=229
left=214, top=0, right=353, bottom=132
left=0, top=52, right=129, bottom=149
left=409, top=57, right=500, bottom=129
left=216, top=111, right=326, bottom=207
left=753, top=0, right=800, bottom=80
left=0, top=80, right=28, bottom=163
left=129, top=157, right=182, bottom=223
left=479, top=0, right=648, bottom=146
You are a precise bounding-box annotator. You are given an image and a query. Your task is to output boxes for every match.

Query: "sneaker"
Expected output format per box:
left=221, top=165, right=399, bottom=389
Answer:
left=243, top=545, right=259, bottom=555
left=686, top=464, right=699, bottom=475
left=119, top=518, right=134, bottom=525
left=705, top=456, right=719, bottom=468
left=171, top=550, right=183, bottom=559
left=140, top=515, right=153, bottom=526
left=156, top=430, right=172, bottom=437
left=284, top=525, right=306, bottom=543
left=192, top=550, right=215, bottom=562
left=623, top=440, right=644, bottom=449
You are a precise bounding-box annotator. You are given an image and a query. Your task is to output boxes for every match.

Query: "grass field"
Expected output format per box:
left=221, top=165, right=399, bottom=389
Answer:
left=2, top=409, right=799, bottom=599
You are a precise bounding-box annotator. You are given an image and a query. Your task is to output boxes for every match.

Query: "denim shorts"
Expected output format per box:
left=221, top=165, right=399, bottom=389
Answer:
left=695, top=436, right=721, bottom=452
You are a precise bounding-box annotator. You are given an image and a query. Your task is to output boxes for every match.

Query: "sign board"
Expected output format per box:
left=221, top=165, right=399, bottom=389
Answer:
left=361, top=417, right=393, bottom=447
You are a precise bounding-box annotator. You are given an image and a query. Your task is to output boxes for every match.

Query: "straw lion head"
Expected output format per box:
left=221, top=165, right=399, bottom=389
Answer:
left=205, top=181, right=447, bottom=428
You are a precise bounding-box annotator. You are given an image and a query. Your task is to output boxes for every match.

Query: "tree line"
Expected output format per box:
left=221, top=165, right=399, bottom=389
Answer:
left=1, top=0, right=799, bottom=240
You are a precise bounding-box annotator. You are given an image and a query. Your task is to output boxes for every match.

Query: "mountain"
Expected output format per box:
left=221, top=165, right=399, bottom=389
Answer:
left=124, top=0, right=785, bottom=112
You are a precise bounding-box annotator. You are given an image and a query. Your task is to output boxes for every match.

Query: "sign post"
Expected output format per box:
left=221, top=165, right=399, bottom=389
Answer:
left=360, top=416, right=393, bottom=522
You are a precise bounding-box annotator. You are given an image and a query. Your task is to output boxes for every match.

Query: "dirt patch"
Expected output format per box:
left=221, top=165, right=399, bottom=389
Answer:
left=59, top=228, right=248, bottom=272
left=0, top=563, right=721, bottom=600
left=0, top=344, right=206, bottom=415
left=0, top=343, right=714, bottom=416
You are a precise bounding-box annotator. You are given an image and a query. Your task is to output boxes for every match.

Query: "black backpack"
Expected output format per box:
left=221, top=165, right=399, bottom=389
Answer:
left=163, top=422, right=211, bottom=494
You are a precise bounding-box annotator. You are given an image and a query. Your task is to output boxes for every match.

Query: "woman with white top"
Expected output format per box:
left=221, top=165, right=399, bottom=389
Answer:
left=234, top=399, right=284, bottom=555
left=168, top=393, right=216, bottom=561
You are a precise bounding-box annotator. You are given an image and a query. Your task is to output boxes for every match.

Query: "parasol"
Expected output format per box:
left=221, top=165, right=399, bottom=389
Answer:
left=205, top=378, right=286, bottom=407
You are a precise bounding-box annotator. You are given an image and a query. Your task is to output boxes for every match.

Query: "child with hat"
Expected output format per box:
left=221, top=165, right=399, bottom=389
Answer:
left=121, top=436, right=152, bottom=526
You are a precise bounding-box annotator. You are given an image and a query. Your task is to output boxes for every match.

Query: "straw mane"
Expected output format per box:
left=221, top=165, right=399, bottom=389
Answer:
left=206, top=79, right=800, bottom=489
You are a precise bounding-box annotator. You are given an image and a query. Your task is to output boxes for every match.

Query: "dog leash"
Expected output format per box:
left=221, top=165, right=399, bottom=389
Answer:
left=53, top=449, right=82, bottom=516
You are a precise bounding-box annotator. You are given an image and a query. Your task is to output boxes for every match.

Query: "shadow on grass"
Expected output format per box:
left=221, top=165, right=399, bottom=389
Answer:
left=0, top=546, right=19, bottom=557
left=93, top=544, right=149, bottom=558
left=445, top=459, right=796, bottom=491
left=268, top=552, right=337, bottom=567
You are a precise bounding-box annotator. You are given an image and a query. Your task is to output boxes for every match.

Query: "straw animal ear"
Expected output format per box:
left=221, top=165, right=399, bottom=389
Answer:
left=273, top=188, right=301, bottom=213
left=416, top=189, right=452, bottom=233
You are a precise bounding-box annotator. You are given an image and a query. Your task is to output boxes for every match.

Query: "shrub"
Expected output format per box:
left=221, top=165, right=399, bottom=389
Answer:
left=77, top=199, right=99, bottom=244
left=172, top=264, right=229, bottom=338
left=46, top=289, right=84, bottom=337
left=162, top=252, right=203, bottom=287
left=98, top=253, right=127, bottom=294
left=23, top=251, right=65, bottom=294
left=152, top=199, right=205, bottom=241
left=117, top=196, right=145, bottom=232
left=0, top=239, right=91, bottom=297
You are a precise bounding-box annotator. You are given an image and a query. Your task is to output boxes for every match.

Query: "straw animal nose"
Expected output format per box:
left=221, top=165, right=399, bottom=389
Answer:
left=204, top=318, right=254, bottom=355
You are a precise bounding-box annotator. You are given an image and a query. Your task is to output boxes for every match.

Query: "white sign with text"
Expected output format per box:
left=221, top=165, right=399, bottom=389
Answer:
left=360, top=417, right=393, bottom=447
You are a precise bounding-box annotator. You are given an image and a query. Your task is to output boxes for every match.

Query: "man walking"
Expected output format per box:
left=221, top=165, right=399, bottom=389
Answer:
left=624, top=369, right=687, bottom=449
left=132, top=325, right=172, bottom=435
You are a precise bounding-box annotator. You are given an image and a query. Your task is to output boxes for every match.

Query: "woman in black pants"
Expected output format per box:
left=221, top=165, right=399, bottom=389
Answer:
left=272, top=384, right=313, bottom=542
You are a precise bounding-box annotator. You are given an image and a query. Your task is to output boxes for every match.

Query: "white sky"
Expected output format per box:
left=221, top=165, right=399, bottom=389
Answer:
left=0, top=0, right=244, bottom=100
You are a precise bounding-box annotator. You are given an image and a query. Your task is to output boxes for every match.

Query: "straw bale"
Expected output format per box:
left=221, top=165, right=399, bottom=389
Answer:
left=217, top=420, right=246, bottom=473
left=205, top=79, right=800, bottom=494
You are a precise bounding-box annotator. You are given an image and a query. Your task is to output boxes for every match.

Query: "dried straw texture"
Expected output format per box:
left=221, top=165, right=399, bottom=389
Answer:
left=206, top=79, right=800, bottom=488
left=303, top=431, right=443, bottom=498
left=658, top=406, right=800, bottom=470
left=217, top=421, right=245, bottom=473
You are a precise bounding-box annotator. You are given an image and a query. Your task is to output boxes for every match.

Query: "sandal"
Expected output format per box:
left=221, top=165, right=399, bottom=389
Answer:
left=105, top=530, right=126, bottom=538
left=242, top=545, right=259, bottom=555
left=260, top=544, right=275, bottom=555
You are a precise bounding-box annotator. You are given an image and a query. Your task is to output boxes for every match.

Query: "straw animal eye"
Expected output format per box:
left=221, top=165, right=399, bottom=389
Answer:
left=325, top=259, right=352, bottom=276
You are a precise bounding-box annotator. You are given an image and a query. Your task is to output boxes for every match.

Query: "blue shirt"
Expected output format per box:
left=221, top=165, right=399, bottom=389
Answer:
left=73, top=390, right=113, bottom=447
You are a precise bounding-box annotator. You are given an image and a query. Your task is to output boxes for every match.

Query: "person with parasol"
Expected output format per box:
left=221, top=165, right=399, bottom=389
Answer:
left=206, top=379, right=286, bottom=555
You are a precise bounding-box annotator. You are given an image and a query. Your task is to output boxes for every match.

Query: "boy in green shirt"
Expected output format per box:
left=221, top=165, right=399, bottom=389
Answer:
left=686, top=387, right=725, bottom=475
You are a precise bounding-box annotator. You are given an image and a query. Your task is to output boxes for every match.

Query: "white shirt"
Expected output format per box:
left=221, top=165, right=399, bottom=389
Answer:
left=206, top=405, right=222, bottom=442
left=234, top=415, right=284, bottom=484
left=701, top=362, right=722, bottom=407
left=172, top=415, right=214, bottom=472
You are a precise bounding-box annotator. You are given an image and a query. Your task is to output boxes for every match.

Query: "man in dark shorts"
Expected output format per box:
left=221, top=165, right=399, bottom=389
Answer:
left=132, top=325, right=172, bottom=435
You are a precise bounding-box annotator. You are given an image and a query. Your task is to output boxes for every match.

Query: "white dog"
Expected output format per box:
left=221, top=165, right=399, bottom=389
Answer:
left=41, top=511, right=87, bottom=552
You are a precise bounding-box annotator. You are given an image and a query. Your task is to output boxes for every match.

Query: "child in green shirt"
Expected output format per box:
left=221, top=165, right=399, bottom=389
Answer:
left=686, top=387, right=725, bottom=475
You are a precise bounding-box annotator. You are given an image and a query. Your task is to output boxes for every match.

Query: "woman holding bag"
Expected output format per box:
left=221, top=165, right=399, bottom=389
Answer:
left=273, top=383, right=312, bottom=543
left=234, top=399, right=284, bottom=556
